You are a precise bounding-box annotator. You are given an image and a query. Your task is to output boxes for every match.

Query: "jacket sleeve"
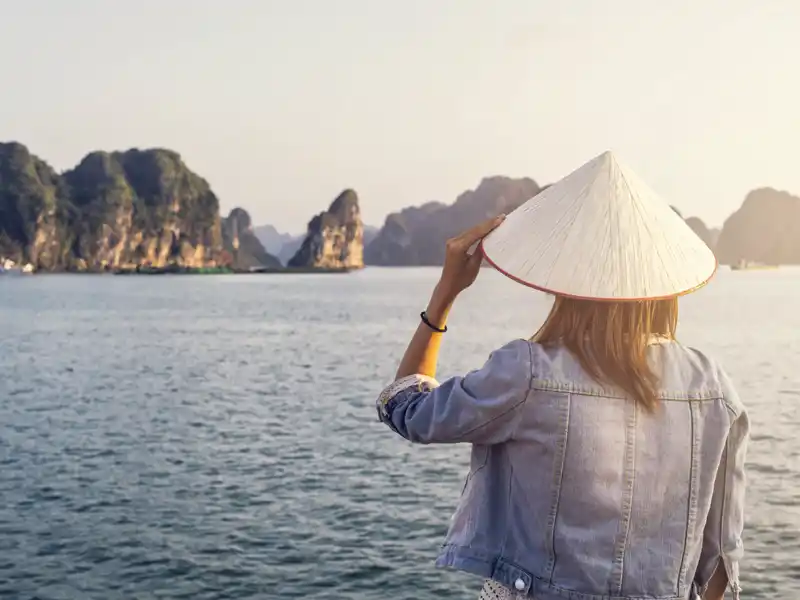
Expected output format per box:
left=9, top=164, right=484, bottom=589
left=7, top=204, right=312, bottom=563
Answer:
left=695, top=405, right=749, bottom=599
left=375, top=339, right=533, bottom=445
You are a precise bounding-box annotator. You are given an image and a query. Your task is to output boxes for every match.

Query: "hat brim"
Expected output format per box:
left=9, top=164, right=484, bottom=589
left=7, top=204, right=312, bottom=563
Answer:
left=479, top=239, right=718, bottom=302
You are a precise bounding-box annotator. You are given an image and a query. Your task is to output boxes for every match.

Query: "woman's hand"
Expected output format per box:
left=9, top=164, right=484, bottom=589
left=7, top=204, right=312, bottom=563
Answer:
left=393, top=214, right=506, bottom=381
left=436, top=214, right=506, bottom=301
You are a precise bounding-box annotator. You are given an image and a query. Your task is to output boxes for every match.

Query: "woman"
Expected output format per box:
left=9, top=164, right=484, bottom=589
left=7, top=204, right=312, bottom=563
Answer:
left=375, top=152, right=748, bottom=600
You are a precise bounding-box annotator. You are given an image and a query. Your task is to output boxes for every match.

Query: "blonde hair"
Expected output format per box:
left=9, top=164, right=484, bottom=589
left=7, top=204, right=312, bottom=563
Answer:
left=532, top=296, right=679, bottom=411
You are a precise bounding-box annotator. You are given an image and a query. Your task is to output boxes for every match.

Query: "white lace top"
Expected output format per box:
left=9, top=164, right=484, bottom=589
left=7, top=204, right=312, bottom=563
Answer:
left=478, top=579, right=527, bottom=599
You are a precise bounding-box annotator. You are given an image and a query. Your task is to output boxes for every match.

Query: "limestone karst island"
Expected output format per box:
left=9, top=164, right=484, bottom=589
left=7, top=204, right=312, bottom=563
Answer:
left=1, top=141, right=799, bottom=274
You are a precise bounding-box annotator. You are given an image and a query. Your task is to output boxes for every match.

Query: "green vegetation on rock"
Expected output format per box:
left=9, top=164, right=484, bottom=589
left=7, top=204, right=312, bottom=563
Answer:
left=0, top=142, right=75, bottom=269
left=0, top=143, right=230, bottom=271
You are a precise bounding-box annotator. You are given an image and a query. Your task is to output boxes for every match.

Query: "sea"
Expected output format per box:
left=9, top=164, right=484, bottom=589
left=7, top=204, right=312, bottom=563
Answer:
left=0, top=268, right=797, bottom=600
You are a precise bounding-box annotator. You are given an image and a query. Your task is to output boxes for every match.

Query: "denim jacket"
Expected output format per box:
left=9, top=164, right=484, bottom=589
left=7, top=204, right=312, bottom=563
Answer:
left=376, top=339, right=748, bottom=600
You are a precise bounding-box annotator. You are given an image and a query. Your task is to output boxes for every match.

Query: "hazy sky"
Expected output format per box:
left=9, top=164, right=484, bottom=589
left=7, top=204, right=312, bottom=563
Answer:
left=2, top=1, right=799, bottom=233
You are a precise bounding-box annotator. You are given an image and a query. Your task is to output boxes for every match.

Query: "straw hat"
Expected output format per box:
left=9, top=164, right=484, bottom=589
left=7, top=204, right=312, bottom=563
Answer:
left=480, top=151, right=717, bottom=301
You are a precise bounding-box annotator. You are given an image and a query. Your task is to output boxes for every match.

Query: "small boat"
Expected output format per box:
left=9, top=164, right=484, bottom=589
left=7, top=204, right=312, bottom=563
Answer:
left=730, top=259, right=778, bottom=271
left=113, top=264, right=235, bottom=275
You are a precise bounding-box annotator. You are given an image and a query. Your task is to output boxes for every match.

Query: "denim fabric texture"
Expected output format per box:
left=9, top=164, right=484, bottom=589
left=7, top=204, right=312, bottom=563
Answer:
left=376, top=339, right=748, bottom=600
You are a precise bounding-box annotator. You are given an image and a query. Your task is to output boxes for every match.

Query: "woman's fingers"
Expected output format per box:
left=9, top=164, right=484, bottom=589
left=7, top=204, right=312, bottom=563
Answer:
left=467, top=247, right=484, bottom=268
left=452, top=214, right=506, bottom=248
left=439, top=216, right=502, bottom=295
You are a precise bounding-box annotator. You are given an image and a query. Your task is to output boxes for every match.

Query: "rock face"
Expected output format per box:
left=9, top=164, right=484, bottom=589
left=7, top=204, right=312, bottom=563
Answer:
left=666, top=207, right=720, bottom=251
left=253, top=224, right=297, bottom=257
left=65, top=149, right=223, bottom=270
left=0, top=142, right=226, bottom=271
left=716, top=188, right=800, bottom=265
left=0, top=142, right=74, bottom=270
left=258, top=224, right=379, bottom=266
left=253, top=225, right=304, bottom=266
left=277, top=235, right=305, bottom=266
left=362, top=225, right=380, bottom=248
left=221, top=208, right=281, bottom=270
left=288, top=189, right=364, bottom=269
left=365, top=176, right=540, bottom=266
left=684, top=216, right=719, bottom=251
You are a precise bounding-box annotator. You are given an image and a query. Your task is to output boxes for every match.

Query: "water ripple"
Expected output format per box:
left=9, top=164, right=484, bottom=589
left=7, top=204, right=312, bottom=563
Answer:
left=0, top=270, right=798, bottom=598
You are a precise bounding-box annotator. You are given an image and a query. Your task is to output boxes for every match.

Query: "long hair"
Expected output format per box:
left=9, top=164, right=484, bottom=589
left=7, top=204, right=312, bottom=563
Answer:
left=532, top=296, right=679, bottom=411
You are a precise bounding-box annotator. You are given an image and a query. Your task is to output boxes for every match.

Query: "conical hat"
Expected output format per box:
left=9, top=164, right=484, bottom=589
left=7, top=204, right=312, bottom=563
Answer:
left=480, top=151, right=717, bottom=300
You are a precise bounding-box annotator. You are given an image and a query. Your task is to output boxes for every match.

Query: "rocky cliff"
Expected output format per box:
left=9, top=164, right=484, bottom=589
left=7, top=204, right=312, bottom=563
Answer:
left=65, top=148, right=223, bottom=270
left=221, top=208, right=281, bottom=269
left=0, top=143, right=75, bottom=269
left=684, top=216, right=719, bottom=251
left=716, top=188, right=800, bottom=265
left=288, top=189, right=364, bottom=269
left=253, top=224, right=297, bottom=257
left=365, top=176, right=540, bottom=266
left=256, top=223, right=379, bottom=266
left=277, top=235, right=305, bottom=266
left=0, top=142, right=226, bottom=271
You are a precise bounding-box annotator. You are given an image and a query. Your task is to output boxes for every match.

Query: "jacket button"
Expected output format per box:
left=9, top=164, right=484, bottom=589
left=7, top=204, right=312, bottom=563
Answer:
left=514, top=578, right=525, bottom=591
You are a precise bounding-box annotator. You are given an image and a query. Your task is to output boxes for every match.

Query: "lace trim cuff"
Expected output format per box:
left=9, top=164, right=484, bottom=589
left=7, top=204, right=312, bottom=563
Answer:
left=376, top=374, right=440, bottom=420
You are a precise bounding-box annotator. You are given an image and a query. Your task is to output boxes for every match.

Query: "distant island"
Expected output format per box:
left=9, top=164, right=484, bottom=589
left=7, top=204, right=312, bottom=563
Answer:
left=254, top=223, right=379, bottom=266
left=715, top=188, right=800, bottom=266
left=3, top=141, right=799, bottom=273
left=0, top=142, right=365, bottom=273
left=264, top=181, right=800, bottom=268
left=365, top=176, right=542, bottom=266
left=287, top=189, right=364, bottom=270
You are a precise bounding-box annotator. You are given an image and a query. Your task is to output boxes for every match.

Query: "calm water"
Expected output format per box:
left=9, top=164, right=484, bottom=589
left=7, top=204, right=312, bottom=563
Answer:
left=0, top=268, right=797, bottom=599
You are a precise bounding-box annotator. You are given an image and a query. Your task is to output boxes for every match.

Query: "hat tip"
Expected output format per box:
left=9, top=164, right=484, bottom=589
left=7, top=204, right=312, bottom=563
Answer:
left=594, top=149, right=625, bottom=170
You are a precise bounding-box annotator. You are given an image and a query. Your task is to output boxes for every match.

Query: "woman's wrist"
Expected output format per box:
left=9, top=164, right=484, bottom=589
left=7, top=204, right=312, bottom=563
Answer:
left=426, top=283, right=458, bottom=327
